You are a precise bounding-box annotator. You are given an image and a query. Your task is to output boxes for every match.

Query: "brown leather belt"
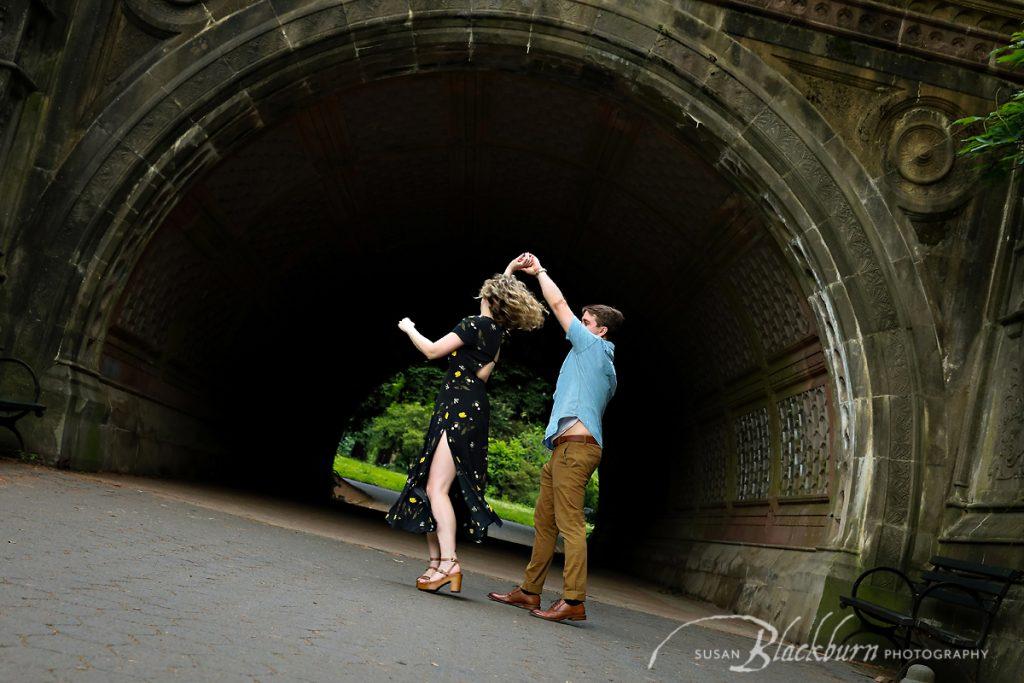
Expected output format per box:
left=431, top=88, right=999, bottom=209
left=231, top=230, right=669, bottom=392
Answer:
left=552, top=434, right=599, bottom=447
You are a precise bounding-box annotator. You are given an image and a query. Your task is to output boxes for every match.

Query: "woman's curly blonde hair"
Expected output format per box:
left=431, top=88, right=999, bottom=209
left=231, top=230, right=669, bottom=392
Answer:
left=478, top=274, right=547, bottom=332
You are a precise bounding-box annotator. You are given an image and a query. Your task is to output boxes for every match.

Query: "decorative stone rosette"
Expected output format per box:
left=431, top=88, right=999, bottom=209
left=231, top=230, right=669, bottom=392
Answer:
left=880, top=100, right=975, bottom=219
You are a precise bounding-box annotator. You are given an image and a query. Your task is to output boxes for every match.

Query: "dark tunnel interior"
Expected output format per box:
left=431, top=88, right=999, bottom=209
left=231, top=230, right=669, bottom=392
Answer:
left=99, top=69, right=829, bottom=548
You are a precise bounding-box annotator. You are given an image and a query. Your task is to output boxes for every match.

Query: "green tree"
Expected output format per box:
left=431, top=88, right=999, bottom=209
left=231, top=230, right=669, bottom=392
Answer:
left=363, top=402, right=433, bottom=469
left=955, top=29, right=1024, bottom=175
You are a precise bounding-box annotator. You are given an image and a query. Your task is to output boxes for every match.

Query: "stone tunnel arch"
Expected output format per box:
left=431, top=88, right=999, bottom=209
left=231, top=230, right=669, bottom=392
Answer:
left=4, top=1, right=945, bottom=637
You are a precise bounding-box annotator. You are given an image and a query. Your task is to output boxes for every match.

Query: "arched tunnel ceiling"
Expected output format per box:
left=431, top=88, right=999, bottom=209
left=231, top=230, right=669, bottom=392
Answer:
left=102, top=69, right=828, bottom=529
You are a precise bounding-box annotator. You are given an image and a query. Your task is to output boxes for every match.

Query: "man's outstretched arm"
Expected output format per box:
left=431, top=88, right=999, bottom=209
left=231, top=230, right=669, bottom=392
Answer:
left=522, top=253, right=574, bottom=333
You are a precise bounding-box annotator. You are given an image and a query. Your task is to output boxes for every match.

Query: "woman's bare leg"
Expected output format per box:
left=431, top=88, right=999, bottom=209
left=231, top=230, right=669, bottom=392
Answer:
left=425, top=531, right=440, bottom=560
left=424, top=431, right=460, bottom=579
left=416, top=531, right=441, bottom=582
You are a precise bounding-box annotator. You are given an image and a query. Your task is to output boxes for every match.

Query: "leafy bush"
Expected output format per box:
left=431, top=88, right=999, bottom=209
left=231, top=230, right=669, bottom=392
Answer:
left=363, top=402, right=433, bottom=470
left=487, top=365, right=554, bottom=439
left=955, top=29, right=1024, bottom=176
left=584, top=470, right=600, bottom=519
left=486, top=436, right=541, bottom=506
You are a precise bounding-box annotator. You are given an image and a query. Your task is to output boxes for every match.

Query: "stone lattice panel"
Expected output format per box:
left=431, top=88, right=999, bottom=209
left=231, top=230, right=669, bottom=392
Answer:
left=730, top=240, right=815, bottom=357
left=778, top=386, right=831, bottom=498
left=735, top=406, right=771, bottom=501
left=691, top=286, right=758, bottom=386
left=695, top=420, right=730, bottom=505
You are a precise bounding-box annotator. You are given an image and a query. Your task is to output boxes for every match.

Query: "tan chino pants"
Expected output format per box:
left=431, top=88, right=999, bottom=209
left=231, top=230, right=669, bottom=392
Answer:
left=521, top=441, right=601, bottom=601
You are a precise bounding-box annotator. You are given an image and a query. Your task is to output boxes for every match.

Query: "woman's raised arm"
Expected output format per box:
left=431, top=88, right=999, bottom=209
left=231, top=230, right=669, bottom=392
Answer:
left=398, top=318, right=465, bottom=360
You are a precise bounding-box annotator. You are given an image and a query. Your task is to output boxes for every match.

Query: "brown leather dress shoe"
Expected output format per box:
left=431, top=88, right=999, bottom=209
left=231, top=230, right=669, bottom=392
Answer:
left=530, top=599, right=586, bottom=622
left=487, top=586, right=541, bottom=610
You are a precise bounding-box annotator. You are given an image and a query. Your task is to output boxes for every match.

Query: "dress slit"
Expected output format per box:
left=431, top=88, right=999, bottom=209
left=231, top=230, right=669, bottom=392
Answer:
left=385, top=315, right=504, bottom=541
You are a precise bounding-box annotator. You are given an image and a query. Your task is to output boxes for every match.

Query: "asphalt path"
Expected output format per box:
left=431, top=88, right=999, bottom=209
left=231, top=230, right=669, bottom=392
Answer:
left=0, top=459, right=878, bottom=682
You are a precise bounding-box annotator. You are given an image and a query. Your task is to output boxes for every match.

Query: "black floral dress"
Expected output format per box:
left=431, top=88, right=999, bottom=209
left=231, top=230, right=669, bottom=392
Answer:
left=385, top=315, right=504, bottom=542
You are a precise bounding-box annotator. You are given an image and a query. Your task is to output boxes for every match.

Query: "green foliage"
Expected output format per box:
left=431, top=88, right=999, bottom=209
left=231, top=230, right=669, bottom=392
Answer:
left=954, top=29, right=1024, bottom=176
left=336, top=361, right=600, bottom=520
left=485, top=424, right=600, bottom=519
left=486, top=364, right=554, bottom=439
left=339, top=362, right=552, bottom=459
left=363, top=402, right=433, bottom=470
left=584, top=470, right=600, bottom=517
left=486, top=431, right=543, bottom=507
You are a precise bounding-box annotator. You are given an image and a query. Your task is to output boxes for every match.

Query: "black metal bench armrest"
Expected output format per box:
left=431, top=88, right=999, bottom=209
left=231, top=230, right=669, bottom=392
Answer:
left=0, top=357, right=42, bottom=404
left=850, top=566, right=918, bottom=600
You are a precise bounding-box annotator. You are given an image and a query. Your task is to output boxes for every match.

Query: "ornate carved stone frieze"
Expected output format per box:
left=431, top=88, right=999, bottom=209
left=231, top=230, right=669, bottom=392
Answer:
left=988, top=358, right=1023, bottom=483
left=709, top=0, right=1023, bottom=77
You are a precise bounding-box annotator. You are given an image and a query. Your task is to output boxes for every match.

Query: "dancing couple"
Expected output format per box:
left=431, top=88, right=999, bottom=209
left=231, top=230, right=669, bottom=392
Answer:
left=384, top=252, right=622, bottom=622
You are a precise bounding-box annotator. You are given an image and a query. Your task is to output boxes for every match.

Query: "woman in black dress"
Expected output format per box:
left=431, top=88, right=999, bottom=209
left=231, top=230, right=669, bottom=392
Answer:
left=385, top=262, right=545, bottom=593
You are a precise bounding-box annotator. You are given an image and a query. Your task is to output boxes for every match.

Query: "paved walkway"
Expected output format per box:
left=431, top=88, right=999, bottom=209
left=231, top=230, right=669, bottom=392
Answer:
left=0, top=459, right=878, bottom=681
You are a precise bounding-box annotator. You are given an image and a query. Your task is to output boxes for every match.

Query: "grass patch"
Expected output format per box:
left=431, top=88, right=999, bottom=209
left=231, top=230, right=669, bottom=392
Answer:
left=334, top=455, right=408, bottom=491
left=333, top=455, right=594, bottom=532
left=486, top=498, right=535, bottom=527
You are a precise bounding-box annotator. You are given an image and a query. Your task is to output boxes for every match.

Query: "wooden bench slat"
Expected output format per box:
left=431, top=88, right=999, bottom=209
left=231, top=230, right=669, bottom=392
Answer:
left=921, top=571, right=1009, bottom=597
left=930, top=556, right=1023, bottom=582
left=920, top=586, right=995, bottom=612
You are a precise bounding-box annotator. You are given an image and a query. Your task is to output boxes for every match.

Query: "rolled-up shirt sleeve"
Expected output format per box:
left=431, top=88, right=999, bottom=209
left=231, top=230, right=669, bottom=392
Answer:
left=566, top=317, right=598, bottom=349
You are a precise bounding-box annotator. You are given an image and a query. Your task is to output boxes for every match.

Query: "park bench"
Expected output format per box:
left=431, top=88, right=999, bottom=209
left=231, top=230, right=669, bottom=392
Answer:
left=839, top=555, right=1023, bottom=652
left=0, top=357, right=46, bottom=451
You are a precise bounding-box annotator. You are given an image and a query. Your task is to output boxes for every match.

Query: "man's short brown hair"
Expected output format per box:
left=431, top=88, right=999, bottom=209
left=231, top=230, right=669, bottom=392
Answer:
left=583, top=304, right=624, bottom=337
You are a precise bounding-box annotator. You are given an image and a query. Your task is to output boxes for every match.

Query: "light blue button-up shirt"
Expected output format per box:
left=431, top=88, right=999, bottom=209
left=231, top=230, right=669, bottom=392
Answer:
left=543, top=317, right=617, bottom=449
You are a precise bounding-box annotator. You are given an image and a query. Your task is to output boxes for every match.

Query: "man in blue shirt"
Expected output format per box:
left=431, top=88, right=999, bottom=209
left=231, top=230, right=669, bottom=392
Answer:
left=489, top=253, right=622, bottom=623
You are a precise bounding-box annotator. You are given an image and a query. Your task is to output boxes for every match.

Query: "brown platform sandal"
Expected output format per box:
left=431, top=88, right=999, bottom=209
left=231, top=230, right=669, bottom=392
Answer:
left=416, top=556, right=462, bottom=593
left=416, top=557, right=441, bottom=585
